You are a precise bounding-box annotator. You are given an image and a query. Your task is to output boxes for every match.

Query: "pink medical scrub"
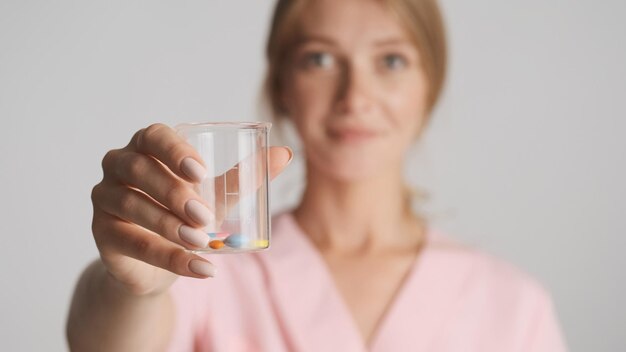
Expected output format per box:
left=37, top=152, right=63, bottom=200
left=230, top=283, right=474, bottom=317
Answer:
left=167, top=212, right=567, bottom=351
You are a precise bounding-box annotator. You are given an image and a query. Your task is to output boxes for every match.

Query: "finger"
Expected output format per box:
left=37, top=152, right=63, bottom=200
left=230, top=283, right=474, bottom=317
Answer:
left=106, top=151, right=215, bottom=228
left=130, top=123, right=207, bottom=183
left=209, top=146, right=293, bottom=221
left=269, top=146, right=294, bottom=179
left=93, top=210, right=216, bottom=278
left=94, top=182, right=210, bottom=249
left=215, top=146, right=293, bottom=197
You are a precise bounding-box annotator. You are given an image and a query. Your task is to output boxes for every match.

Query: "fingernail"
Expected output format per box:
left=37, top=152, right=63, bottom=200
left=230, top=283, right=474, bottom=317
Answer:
left=189, top=259, right=216, bottom=277
left=185, top=200, right=213, bottom=226
left=285, top=147, right=294, bottom=164
left=179, top=225, right=209, bottom=248
left=181, top=158, right=206, bottom=183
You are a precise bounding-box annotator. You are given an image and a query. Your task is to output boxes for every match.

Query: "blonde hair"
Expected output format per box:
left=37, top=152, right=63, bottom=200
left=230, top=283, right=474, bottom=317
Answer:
left=263, top=0, right=448, bottom=122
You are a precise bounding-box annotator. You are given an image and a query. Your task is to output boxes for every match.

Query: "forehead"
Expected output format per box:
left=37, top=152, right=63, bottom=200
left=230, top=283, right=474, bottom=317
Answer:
left=295, top=0, right=411, bottom=47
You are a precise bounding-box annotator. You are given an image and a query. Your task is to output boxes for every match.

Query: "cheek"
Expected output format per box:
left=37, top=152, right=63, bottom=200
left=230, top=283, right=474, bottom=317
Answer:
left=284, top=75, right=338, bottom=126
left=382, top=73, right=429, bottom=137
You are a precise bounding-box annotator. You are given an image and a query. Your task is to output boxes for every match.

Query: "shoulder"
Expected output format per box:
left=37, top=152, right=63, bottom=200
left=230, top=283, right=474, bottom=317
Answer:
left=420, top=231, right=566, bottom=348
left=425, top=230, right=555, bottom=315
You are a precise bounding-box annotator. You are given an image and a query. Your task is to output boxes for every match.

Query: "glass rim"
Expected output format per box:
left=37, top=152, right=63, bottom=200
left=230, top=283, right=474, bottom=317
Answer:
left=175, top=121, right=272, bottom=131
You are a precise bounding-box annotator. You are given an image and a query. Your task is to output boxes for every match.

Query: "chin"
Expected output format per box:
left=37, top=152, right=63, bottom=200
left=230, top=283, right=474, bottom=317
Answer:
left=308, top=149, right=388, bottom=182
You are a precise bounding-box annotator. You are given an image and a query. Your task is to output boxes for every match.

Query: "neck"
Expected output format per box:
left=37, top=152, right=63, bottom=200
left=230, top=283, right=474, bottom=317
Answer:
left=294, top=163, right=425, bottom=254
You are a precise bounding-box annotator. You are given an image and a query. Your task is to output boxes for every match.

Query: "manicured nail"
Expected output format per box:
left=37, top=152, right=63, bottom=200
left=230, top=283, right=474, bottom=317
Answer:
left=185, top=200, right=213, bottom=226
left=189, top=259, right=216, bottom=277
left=285, top=147, right=294, bottom=164
left=181, top=158, right=206, bottom=183
left=179, top=225, right=209, bottom=248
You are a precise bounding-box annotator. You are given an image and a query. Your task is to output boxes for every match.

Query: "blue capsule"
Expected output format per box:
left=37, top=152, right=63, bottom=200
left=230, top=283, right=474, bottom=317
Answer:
left=224, top=234, right=249, bottom=248
left=207, top=232, right=229, bottom=239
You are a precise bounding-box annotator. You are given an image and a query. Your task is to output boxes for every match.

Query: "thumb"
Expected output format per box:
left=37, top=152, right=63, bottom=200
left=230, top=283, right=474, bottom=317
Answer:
left=268, top=146, right=294, bottom=180
left=209, top=146, right=293, bottom=225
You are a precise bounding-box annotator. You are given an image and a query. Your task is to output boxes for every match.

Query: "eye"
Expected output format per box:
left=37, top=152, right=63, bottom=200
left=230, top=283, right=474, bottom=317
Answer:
left=301, top=52, right=336, bottom=70
left=382, top=54, right=408, bottom=71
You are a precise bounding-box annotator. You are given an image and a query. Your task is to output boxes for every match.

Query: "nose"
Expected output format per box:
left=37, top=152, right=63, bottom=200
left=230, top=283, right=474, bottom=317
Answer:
left=336, top=63, right=374, bottom=115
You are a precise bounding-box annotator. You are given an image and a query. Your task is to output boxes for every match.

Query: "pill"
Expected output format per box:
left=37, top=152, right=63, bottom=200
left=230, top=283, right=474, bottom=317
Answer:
left=209, top=240, right=225, bottom=249
left=253, top=240, right=269, bottom=248
left=224, top=234, right=249, bottom=248
left=207, top=232, right=229, bottom=238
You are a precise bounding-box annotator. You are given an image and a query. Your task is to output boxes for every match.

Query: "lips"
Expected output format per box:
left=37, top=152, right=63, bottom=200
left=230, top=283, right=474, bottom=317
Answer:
left=327, top=127, right=379, bottom=143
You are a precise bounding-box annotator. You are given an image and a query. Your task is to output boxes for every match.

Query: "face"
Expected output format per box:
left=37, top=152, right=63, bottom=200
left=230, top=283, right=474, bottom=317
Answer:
left=281, top=0, right=429, bottom=181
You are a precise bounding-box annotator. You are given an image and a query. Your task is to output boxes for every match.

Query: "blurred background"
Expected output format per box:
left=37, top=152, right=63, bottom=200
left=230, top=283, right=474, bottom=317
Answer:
left=0, top=0, right=624, bottom=350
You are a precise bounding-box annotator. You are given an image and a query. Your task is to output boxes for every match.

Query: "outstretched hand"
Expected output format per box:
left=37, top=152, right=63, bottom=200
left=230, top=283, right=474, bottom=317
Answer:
left=91, top=123, right=292, bottom=296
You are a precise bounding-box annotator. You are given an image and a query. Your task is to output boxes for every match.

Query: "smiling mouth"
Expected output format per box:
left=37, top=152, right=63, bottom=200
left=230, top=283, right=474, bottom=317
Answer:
left=328, top=128, right=379, bottom=143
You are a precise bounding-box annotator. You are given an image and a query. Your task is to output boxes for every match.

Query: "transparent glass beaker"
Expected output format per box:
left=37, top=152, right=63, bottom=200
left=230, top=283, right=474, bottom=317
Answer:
left=176, top=122, right=271, bottom=253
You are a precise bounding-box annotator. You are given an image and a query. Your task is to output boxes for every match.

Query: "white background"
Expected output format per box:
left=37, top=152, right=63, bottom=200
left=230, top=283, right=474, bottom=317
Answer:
left=1, top=0, right=624, bottom=350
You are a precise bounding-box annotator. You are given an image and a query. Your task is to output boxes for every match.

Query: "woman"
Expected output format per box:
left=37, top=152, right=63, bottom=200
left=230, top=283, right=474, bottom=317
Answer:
left=67, top=0, right=567, bottom=350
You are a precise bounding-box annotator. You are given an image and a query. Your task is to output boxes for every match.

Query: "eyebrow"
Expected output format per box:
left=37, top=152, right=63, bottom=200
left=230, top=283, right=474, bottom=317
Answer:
left=372, top=38, right=413, bottom=47
left=295, top=35, right=337, bottom=47
left=295, top=35, right=413, bottom=48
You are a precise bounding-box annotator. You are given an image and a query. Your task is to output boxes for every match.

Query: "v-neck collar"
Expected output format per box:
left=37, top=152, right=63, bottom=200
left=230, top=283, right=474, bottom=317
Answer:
left=255, top=212, right=476, bottom=351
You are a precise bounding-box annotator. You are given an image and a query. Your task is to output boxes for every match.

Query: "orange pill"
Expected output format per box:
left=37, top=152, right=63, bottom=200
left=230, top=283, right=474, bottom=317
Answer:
left=209, top=240, right=225, bottom=249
